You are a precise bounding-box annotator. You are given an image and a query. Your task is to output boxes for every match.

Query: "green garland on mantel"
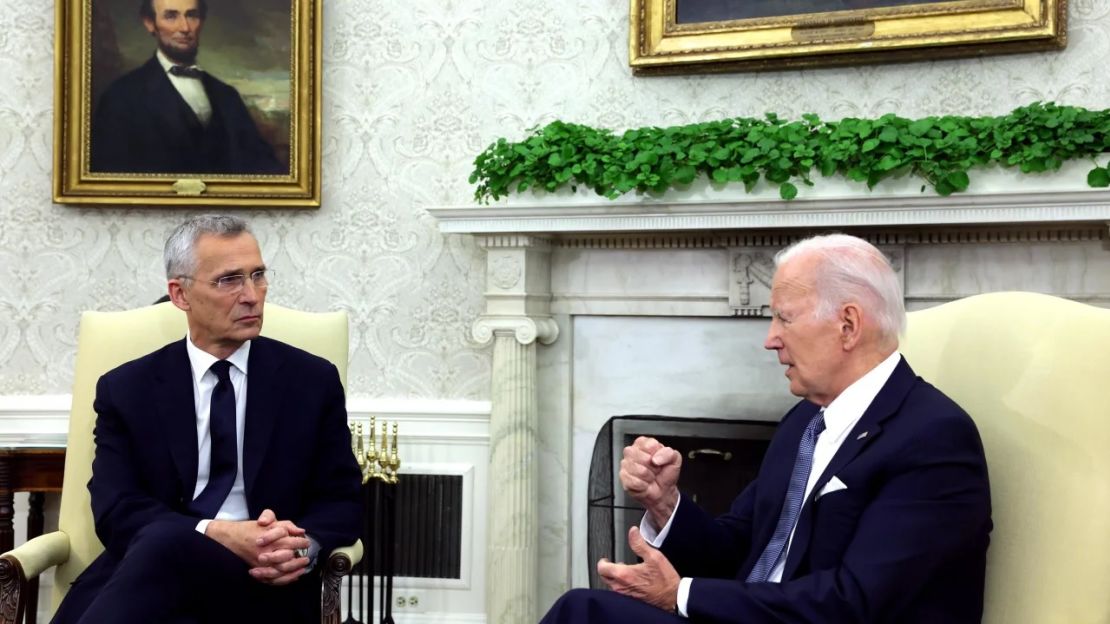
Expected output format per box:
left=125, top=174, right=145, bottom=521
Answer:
left=469, top=103, right=1110, bottom=203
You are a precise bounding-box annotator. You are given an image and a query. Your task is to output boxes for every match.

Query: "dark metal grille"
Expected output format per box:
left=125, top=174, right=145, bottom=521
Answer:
left=362, top=473, right=463, bottom=579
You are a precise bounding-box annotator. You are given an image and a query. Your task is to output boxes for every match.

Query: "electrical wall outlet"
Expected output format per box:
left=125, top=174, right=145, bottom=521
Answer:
left=391, top=590, right=427, bottom=613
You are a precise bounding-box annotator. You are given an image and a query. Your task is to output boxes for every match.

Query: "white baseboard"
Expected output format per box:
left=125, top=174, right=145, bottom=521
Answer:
left=383, top=614, right=486, bottom=624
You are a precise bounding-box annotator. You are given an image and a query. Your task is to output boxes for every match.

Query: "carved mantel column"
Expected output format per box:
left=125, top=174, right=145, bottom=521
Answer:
left=472, top=235, right=558, bottom=624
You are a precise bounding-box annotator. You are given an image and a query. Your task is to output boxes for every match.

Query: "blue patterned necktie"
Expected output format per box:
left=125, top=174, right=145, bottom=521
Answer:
left=746, top=409, right=826, bottom=583
left=188, top=360, right=237, bottom=518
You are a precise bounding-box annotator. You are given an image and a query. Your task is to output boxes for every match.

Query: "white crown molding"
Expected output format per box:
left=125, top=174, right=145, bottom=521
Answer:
left=548, top=226, right=1107, bottom=248
left=429, top=193, right=1110, bottom=234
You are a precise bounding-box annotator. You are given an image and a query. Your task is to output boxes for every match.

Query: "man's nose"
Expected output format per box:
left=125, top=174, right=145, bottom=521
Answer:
left=763, top=326, right=781, bottom=350
left=238, top=280, right=261, bottom=302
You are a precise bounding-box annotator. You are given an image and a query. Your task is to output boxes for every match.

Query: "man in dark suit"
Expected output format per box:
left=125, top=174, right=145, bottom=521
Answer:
left=51, top=215, right=361, bottom=623
left=90, top=0, right=285, bottom=174
left=541, top=234, right=992, bottom=623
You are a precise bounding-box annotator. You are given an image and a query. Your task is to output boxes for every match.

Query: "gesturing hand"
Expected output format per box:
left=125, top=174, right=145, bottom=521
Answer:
left=619, top=436, right=682, bottom=530
left=597, top=526, right=681, bottom=612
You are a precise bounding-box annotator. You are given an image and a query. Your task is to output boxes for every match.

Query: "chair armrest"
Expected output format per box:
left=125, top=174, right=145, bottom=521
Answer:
left=320, top=540, right=362, bottom=624
left=0, top=531, right=71, bottom=624
left=328, top=540, right=363, bottom=570
left=3, top=531, right=70, bottom=580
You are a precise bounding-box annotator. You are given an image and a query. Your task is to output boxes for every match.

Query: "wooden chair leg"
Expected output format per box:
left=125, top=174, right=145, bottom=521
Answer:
left=0, top=555, right=28, bottom=624
left=320, top=550, right=355, bottom=624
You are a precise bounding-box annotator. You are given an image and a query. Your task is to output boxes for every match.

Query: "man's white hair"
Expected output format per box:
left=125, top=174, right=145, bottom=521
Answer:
left=164, top=214, right=250, bottom=279
left=775, top=234, right=905, bottom=344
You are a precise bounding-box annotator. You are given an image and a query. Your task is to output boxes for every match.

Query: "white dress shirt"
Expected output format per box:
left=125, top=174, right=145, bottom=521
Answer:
left=155, top=49, right=212, bottom=126
left=642, top=351, right=903, bottom=617
left=185, top=335, right=320, bottom=565
left=185, top=335, right=251, bottom=535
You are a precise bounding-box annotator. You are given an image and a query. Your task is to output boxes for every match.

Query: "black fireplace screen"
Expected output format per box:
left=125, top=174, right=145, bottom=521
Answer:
left=587, top=415, right=778, bottom=588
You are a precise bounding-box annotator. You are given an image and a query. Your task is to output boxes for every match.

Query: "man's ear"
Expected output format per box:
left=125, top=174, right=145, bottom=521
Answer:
left=839, top=303, right=863, bottom=350
left=142, top=17, right=156, bottom=35
left=167, top=280, right=191, bottom=312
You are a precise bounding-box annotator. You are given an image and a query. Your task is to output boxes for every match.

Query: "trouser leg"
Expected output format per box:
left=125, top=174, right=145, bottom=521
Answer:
left=76, top=520, right=249, bottom=624
left=539, top=588, right=684, bottom=624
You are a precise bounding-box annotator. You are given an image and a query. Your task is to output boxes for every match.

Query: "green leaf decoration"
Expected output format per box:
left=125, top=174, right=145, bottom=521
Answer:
left=945, top=171, right=971, bottom=192
left=469, top=103, right=1110, bottom=203
left=1089, top=167, right=1110, bottom=188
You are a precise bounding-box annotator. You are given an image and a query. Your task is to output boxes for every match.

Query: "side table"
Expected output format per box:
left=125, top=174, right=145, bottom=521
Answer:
left=0, top=447, right=66, bottom=624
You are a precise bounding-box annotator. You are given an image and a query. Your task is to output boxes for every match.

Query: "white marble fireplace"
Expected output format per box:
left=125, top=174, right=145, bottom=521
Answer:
left=429, top=167, right=1110, bottom=623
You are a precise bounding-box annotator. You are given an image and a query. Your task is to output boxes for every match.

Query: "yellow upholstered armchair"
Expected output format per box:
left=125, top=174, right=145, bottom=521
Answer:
left=902, top=292, right=1110, bottom=623
left=0, top=302, right=362, bottom=624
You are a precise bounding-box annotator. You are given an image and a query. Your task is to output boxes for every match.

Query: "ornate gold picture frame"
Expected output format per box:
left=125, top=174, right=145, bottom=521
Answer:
left=629, top=0, right=1066, bottom=75
left=54, top=0, right=322, bottom=207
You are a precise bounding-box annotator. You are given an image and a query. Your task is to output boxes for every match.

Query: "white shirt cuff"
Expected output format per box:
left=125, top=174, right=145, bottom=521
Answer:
left=196, top=518, right=211, bottom=535
left=305, top=535, right=321, bottom=571
left=639, top=495, right=681, bottom=547
left=677, top=577, right=692, bottom=617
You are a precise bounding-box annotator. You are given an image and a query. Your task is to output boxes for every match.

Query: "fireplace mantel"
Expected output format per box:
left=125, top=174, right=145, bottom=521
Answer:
left=430, top=168, right=1110, bottom=621
left=430, top=162, right=1110, bottom=236
left=429, top=188, right=1110, bottom=235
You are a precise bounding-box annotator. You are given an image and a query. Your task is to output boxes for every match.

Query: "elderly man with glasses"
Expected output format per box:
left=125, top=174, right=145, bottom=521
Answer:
left=50, top=215, right=362, bottom=624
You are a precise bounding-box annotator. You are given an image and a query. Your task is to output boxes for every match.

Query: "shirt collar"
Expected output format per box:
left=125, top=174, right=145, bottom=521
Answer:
left=185, top=332, right=251, bottom=384
left=821, top=350, right=902, bottom=438
left=155, top=49, right=202, bottom=75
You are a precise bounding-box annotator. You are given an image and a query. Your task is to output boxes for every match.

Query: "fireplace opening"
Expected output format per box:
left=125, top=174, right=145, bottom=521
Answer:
left=586, top=415, right=778, bottom=588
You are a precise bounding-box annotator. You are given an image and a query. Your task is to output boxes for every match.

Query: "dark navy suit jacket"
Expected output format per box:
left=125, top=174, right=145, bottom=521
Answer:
left=660, top=357, right=992, bottom=623
left=58, top=336, right=361, bottom=621
left=90, top=56, right=285, bottom=174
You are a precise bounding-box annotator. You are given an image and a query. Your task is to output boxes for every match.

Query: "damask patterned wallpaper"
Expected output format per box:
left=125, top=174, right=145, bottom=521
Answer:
left=1, top=1, right=1108, bottom=399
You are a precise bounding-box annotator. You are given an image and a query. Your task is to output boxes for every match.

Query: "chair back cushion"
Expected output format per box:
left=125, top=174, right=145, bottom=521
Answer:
left=902, top=292, right=1110, bottom=623
left=52, top=302, right=348, bottom=608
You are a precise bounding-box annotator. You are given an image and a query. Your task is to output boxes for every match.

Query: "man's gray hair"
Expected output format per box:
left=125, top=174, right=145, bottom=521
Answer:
left=164, top=215, right=250, bottom=279
left=775, top=234, right=906, bottom=343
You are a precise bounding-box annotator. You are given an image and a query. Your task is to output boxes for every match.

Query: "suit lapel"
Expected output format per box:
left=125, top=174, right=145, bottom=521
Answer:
left=154, top=339, right=199, bottom=500
left=243, top=337, right=283, bottom=503
left=781, top=357, right=918, bottom=579
left=140, top=57, right=204, bottom=137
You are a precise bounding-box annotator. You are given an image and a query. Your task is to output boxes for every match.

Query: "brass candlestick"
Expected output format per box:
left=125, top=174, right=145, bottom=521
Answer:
left=377, top=421, right=390, bottom=483
left=366, top=415, right=380, bottom=483
left=388, top=422, right=401, bottom=485
left=349, top=423, right=359, bottom=465
left=349, top=415, right=400, bottom=484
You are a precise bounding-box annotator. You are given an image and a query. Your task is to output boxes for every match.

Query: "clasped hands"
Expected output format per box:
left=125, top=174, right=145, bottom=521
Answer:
left=597, top=436, right=684, bottom=612
left=206, top=509, right=311, bottom=586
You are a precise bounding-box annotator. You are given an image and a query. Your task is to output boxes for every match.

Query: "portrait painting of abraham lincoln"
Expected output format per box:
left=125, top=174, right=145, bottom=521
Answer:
left=89, top=0, right=292, bottom=176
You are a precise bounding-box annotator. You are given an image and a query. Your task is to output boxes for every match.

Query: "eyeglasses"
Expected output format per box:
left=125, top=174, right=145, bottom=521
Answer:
left=180, top=269, right=272, bottom=293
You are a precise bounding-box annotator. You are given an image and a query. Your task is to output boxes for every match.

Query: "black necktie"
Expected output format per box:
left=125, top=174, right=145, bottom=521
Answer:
left=189, top=360, right=237, bottom=518
left=169, top=65, right=203, bottom=79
